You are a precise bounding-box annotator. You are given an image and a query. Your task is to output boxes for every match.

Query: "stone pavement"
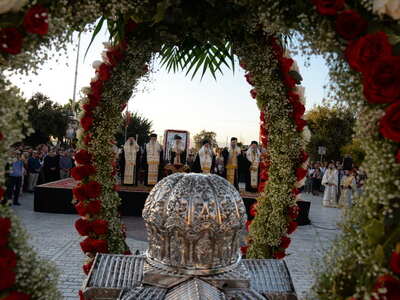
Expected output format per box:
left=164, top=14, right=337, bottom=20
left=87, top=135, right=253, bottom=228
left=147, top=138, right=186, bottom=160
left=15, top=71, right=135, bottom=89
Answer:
left=13, top=192, right=341, bottom=299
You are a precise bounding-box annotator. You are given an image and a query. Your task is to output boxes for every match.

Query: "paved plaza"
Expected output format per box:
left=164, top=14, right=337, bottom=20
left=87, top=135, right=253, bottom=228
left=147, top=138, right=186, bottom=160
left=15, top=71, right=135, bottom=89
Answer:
left=13, top=192, right=341, bottom=300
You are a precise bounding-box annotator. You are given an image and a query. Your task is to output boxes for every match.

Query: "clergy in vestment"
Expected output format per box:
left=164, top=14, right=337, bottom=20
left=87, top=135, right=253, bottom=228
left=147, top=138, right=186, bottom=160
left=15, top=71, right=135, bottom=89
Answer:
left=170, top=135, right=186, bottom=165
left=246, top=141, right=261, bottom=192
left=192, top=140, right=215, bottom=174
left=122, top=137, right=140, bottom=185
left=321, top=163, right=338, bottom=207
left=222, top=137, right=241, bottom=187
left=143, top=134, right=163, bottom=185
left=339, top=169, right=356, bottom=208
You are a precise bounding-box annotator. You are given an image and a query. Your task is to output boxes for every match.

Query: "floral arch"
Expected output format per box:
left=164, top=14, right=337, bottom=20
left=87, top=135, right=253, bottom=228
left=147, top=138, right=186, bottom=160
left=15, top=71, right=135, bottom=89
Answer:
left=1, top=1, right=400, bottom=299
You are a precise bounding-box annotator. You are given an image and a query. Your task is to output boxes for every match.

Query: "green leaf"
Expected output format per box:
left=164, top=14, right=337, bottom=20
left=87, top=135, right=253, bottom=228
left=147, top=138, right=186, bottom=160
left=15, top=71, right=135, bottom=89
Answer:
left=154, top=0, right=170, bottom=23
left=84, top=17, right=106, bottom=60
left=374, top=245, right=385, bottom=265
left=364, top=219, right=384, bottom=245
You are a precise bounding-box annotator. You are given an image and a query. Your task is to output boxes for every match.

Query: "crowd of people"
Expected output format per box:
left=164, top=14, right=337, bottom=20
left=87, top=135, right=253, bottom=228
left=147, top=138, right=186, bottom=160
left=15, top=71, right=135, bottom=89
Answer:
left=3, top=144, right=75, bottom=206
left=304, top=155, right=367, bottom=208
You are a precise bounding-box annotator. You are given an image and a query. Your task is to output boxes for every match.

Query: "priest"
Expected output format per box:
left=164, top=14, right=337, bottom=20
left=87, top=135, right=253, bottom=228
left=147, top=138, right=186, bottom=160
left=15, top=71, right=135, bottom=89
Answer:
left=143, top=134, right=163, bottom=186
left=170, top=135, right=186, bottom=165
left=192, top=140, right=215, bottom=174
left=246, top=141, right=261, bottom=192
left=222, top=137, right=241, bottom=187
left=121, top=137, right=140, bottom=185
left=321, top=162, right=338, bottom=207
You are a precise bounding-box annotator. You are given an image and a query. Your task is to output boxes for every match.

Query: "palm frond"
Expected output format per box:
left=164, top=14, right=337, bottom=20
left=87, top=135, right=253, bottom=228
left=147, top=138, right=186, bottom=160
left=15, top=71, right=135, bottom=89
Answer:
left=159, top=41, right=235, bottom=80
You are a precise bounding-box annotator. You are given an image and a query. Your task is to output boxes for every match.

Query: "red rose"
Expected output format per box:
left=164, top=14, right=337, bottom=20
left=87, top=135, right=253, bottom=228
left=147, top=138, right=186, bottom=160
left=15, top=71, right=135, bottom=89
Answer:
left=97, top=63, right=112, bottom=81
left=312, top=0, right=345, bottom=16
left=260, top=134, right=268, bottom=146
left=296, top=168, right=307, bottom=181
left=245, top=220, right=252, bottom=232
left=245, top=73, right=254, bottom=85
left=280, top=57, right=293, bottom=74
left=91, top=219, right=108, bottom=235
left=87, top=200, right=102, bottom=215
left=107, top=48, right=124, bottom=66
left=0, top=28, right=23, bottom=55
left=250, top=88, right=257, bottom=99
left=80, top=237, right=95, bottom=253
left=260, top=112, right=265, bottom=122
left=71, top=165, right=96, bottom=181
left=82, top=181, right=102, bottom=199
left=80, top=113, right=94, bottom=132
left=239, top=61, right=247, bottom=70
left=273, top=251, right=286, bottom=259
left=83, top=134, right=92, bottom=146
left=291, top=101, right=305, bottom=119
left=91, top=239, right=108, bottom=253
left=363, top=56, right=400, bottom=104
left=287, top=221, right=298, bottom=234
left=0, top=248, right=17, bottom=269
left=288, top=205, right=300, bottom=219
left=75, top=218, right=92, bottom=236
left=87, top=93, right=100, bottom=107
left=380, top=101, right=400, bottom=143
left=250, top=203, right=257, bottom=217
left=0, top=218, right=11, bottom=246
left=73, top=186, right=88, bottom=202
left=292, top=188, right=301, bottom=196
left=260, top=169, right=269, bottom=181
left=79, top=290, right=86, bottom=300
left=125, top=20, right=138, bottom=33
left=283, top=72, right=297, bottom=89
left=75, top=150, right=92, bottom=165
left=75, top=201, right=88, bottom=216
left=390, top=251, right=400, bottom=274
left=336, top=10, right=367, bottom=41
left=0, top=268, right=16, bottom=290
left=3, top=291, right=31, bottom=300
left=82, top=262, right=93, bottom=275
left=0, top=187, right=5, bottom=200
left=124, top=249, right=132, bottom=255
left=240, top=245, right=249, bottom=255
left=82, top=103, right=95, bottom=113
left=295, top=118, right=307, bottom=132
left=299, top=150, right=309, bottom=163
left=90, top=80, right=103, bottom=98
left=373, top=274, right=400, bottom=299
left=23, top=5, right=49, bottom=35
left=396, top=149, right=400, bottom=164
left=345, top=32, right=392, bottom=73
left=258, top=182, right=266, bottom=193
left=0, top=131, right=3, bottom=140
left=279, top=236, right=291, bottom=249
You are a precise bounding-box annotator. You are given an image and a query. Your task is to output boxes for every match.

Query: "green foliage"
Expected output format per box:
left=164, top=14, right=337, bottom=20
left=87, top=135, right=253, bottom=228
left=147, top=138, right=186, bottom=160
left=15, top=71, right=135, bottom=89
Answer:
left=24, top=93, right=70, bottom=146
left=115, top=111, right=153, bottom=146
left=305, top=105, right=355, bottom=162
left=341, top=139, right=365, bottom=166
left=193, top=130, right=218, bottom=150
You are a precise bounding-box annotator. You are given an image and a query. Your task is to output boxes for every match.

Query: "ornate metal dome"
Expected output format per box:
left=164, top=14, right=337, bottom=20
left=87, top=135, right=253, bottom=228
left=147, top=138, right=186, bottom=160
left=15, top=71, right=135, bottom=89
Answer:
left=142, top=173, right=247, bottom=275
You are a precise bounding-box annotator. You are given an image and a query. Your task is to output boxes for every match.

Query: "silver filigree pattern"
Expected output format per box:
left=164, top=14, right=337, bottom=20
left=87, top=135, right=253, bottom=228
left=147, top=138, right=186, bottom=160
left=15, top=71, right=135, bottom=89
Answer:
left=142, top=173, right=247, bottom=276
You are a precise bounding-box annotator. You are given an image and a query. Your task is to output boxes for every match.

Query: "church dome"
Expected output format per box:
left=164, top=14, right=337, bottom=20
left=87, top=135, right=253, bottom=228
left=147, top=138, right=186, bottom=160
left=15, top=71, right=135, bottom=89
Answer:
left=142, top=173, right=247, bottom=275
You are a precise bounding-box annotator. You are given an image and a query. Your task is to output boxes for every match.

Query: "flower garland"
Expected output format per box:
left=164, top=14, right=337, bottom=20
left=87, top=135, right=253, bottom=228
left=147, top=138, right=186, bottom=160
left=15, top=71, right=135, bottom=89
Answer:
left=72, top=24, right=158, bottom=277
left=0, top=76, right=59, bottom=299
left=306, top=1, right=400, bottom=299
left=233, top=33, right=306, bottom=259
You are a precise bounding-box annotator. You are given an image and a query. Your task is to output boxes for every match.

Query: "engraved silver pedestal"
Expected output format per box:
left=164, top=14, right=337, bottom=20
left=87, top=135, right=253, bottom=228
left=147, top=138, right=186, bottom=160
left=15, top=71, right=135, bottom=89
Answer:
left=82, top=254, right=297, bottom=300
left=82, top=174, right=297, bottom=300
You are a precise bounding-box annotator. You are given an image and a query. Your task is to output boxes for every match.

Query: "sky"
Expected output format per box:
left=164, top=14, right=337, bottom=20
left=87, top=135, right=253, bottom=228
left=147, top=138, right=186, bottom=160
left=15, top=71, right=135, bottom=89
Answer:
left=9, top=30, right=330, bottom=146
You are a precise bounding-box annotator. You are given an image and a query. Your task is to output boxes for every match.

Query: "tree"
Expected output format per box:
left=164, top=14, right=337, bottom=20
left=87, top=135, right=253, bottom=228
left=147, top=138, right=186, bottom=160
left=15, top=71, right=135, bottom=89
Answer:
left=63, top=98, right=81, bottom=117
left=193, top=130, right=217, bottom=150
left=115, top=111, right=153, bottom=146
left=305, top=105, right=355, bottom=162
left=341, top=139, right=365, bottom=166
left=24, top=93, right=70, bottom=146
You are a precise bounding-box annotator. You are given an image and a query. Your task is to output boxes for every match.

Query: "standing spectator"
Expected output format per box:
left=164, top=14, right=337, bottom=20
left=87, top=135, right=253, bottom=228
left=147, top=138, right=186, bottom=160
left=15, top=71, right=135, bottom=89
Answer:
left=27, top=151, right=41, bottom=192
left=43, top=149, right=60, bottom=183
left=342, top=154, right=353, bottom=171
left=311, top=163, right=322, bottom=196
left=59, top=150, right=74, bottom=179
left=5, top=151, right=24, bottom=205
